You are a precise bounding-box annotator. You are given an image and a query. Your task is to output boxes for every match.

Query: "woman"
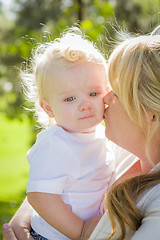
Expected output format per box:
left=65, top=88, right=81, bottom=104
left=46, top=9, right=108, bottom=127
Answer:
left=3, top=27, right=160, bottom=239
left=82, top=27, right=160, bottom=239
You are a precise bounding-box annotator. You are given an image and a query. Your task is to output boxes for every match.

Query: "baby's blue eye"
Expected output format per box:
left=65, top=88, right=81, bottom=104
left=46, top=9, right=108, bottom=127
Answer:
left=65, top=97, right=76, bottom=102
left=90, top=92, right=97, bottom=96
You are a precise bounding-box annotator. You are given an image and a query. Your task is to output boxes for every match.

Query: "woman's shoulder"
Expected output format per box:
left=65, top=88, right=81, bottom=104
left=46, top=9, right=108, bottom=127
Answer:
left=146, top=183, right=160, bottom=200
left=137, top=182, right=160, bottom=213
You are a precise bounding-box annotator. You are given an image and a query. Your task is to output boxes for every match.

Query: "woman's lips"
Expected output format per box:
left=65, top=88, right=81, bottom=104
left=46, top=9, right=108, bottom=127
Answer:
left=103, top=110, right=107, bottom=119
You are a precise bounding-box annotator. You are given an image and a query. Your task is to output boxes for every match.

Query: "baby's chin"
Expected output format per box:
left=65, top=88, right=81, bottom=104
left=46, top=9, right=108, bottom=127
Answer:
left=62, top=126, right=96, bottom=134
left=60, top=119, right=103, bottom=133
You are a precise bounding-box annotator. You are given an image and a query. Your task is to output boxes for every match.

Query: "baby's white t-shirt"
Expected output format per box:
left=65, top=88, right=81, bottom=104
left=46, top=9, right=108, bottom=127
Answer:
left=27, top=124, right=115, bottom=239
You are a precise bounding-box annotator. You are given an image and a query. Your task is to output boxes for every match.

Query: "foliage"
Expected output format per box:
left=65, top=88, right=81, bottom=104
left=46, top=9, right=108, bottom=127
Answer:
left=114, top=0, right=160, bottom=33
left=0, top=113, right=30, bottom=239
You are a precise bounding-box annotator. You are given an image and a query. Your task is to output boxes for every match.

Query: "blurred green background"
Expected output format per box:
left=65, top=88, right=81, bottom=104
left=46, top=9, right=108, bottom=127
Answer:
left=0, top=0, right=160, bottom=239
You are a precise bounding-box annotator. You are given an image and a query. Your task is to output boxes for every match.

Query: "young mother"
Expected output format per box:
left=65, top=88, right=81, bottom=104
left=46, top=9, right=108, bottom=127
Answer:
left=3, top=27, right=160, bottom=240
left=82, top=27, right=160, bottom=239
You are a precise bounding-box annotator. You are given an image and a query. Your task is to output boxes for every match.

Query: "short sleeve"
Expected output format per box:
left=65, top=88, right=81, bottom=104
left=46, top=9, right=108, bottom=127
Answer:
left=27, top=132, right=78, bottom=195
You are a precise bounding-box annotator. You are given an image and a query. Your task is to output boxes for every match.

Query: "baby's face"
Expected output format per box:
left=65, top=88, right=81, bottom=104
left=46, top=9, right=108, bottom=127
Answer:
left=46, top=62, right=107, bottom=133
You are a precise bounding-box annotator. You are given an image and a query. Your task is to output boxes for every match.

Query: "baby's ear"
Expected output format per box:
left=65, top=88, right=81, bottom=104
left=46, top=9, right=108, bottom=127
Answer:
left=40, top=99, right=54, bottom=118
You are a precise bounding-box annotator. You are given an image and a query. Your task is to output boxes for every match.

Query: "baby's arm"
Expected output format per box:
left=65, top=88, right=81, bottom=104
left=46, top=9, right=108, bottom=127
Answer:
left=80, top=215, right=103, bottom=239
left=27, top=192, right=85, bottom=240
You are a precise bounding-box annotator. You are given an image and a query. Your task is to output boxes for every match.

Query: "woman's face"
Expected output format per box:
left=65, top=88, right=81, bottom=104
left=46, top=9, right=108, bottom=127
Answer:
left=103, top=91, right=146, bottom=159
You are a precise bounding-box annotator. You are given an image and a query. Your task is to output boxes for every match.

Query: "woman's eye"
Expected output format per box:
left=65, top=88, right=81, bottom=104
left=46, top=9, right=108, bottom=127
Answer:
left=90, top=92, right=97, bottom=97
left=65, top=97, right=76, bottom=102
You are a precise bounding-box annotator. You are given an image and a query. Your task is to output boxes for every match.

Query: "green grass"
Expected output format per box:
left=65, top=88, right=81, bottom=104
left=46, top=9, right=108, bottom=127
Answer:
left=0, top=113, right=31, bottom=239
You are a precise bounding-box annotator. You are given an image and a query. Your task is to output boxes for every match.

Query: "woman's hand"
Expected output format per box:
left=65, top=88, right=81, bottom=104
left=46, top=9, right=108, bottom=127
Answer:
left=81, top=215, right=102, bottom=240
left=2, top=224, right=17, bottom=240
left=2, top=224, right=33, bottom=240
left=2, top=197, right=34, bottom=240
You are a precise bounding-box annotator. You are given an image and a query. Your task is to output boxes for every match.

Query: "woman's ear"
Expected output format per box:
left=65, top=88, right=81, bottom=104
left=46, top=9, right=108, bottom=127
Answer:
left=40, top=99, right=54, bottom=118
left=148, top=111, right=156, bottom=122
left=151, top=115, right=156, bottom=122
left=149, top=113, right=158, bottom=130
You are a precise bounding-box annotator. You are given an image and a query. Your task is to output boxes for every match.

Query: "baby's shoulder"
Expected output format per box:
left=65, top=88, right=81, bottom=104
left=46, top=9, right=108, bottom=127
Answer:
left=36, top=126, right=67, bottom=143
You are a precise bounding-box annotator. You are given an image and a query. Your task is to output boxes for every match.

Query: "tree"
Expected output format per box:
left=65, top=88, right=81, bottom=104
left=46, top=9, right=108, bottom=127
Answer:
left=0, top=0, right=159, bottom=140
left=114, top=0, right=160, bottom=33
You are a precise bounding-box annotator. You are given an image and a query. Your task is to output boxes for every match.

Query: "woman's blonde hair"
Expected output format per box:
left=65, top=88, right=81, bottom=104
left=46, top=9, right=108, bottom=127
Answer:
left=21, top=27, right=106, bottom=128
left=108, top=33, right=160, bottom=151
left=103, top=28, right=160, bottom=239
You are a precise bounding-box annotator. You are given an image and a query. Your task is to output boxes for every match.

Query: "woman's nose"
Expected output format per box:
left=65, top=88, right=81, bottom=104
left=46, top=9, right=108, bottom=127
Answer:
left=78, top=100, right=92, bottom=111
left=104, top=90, right=115, bottom=106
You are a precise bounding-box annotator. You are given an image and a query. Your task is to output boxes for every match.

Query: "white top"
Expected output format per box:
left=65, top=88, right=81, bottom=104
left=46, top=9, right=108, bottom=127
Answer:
left=89, top=162, right=160, bottom=240
left=27, top=124, right=117, bottom=239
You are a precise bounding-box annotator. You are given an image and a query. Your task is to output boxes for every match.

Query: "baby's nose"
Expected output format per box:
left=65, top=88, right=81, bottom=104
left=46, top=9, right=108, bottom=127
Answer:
left=78, top=100, right=92, bottom=111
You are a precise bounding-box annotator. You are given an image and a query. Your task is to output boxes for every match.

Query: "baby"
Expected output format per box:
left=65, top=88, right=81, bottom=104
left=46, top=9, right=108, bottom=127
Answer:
left=23, top=27, right=115, bottom=239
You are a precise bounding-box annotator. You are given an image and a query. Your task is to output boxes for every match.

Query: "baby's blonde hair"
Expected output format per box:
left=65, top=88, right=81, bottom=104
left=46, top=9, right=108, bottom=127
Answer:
left=21, top=27, right=107, bottom=128
left=103, top=28, right=160, bottom=239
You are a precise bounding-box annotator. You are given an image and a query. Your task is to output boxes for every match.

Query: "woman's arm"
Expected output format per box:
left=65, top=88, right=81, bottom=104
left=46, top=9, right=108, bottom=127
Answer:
left=27, top=192, right=84, bottom=240
left=2, top=197, right=34, bottom=240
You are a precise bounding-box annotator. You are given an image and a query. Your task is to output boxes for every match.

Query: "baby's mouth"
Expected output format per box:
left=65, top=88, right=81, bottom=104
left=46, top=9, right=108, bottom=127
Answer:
left=79, top=115, right=94, bottom=119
